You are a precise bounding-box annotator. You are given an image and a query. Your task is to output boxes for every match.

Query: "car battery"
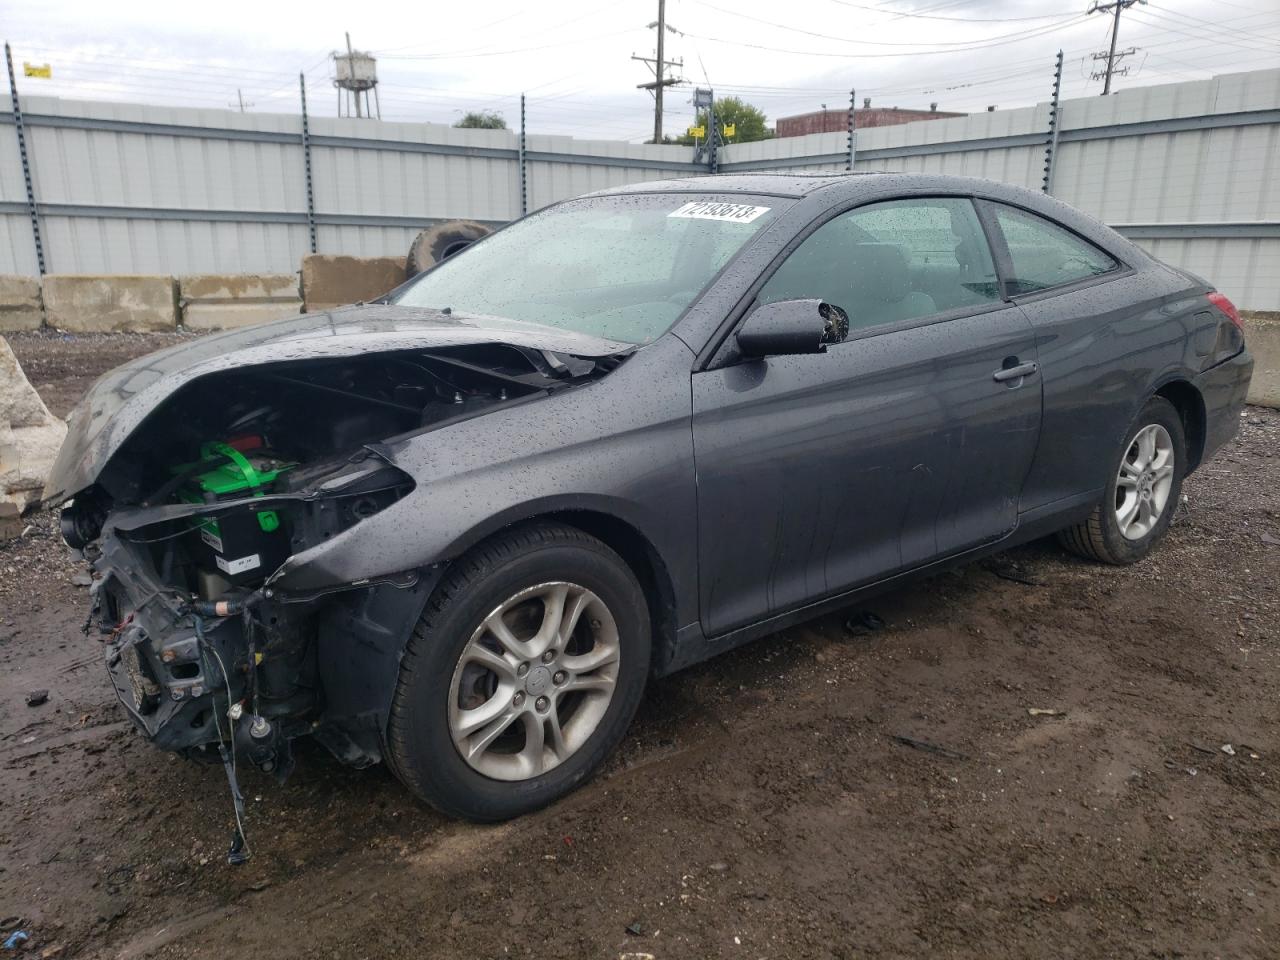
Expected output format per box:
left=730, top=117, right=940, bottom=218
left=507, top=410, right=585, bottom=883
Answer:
left=177, top=441, right=295, bottom=586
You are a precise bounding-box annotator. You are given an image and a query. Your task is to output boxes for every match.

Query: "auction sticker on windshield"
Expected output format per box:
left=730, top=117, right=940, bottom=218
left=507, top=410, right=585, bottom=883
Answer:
left=669, top=200, right=771, bottom=223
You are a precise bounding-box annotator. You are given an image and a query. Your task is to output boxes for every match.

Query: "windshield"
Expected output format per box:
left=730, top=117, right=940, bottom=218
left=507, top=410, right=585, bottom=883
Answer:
left=393, top=193, right=782, bottom=344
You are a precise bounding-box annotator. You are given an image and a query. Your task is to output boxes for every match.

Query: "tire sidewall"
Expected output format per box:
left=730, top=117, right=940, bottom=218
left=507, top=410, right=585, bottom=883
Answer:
left=1095, top=396, right=1187, bottom=563
left=396, top=537, right=649, bottom=821
left=406, top=221, right=492, bottom=276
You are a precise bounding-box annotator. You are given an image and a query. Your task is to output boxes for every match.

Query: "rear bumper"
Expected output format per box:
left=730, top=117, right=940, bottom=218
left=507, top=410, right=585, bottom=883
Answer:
left=1194, top=347, right=1253, bottom=467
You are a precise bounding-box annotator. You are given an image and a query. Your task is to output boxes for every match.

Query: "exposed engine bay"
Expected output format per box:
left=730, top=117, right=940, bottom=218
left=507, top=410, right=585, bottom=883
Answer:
left=57, top=337, right=622, bottom=862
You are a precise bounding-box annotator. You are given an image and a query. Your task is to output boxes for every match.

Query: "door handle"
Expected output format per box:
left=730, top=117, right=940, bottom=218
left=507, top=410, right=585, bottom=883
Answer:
left=992, top=360, right=1038, bottom=383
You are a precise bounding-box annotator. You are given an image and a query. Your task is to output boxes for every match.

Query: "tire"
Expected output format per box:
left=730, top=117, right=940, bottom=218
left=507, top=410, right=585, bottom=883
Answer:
left=405, top=220, right=492, bottom=276
left=386, top=522, right=650, bottom=821
left=1057, top=395, right=1186, bottom=565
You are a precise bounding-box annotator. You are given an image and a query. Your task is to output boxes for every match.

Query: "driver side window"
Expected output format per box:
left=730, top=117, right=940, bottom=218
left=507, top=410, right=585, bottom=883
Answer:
left=758, top=197, right=1000, bottom=334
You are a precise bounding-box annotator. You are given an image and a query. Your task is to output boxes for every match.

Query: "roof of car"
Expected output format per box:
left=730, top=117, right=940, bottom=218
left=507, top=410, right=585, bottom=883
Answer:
left=587, top=172, right=887, bottom=199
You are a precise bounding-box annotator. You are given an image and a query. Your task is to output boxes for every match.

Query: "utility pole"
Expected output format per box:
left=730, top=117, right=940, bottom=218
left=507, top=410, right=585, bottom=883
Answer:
left=230, top=88, right=253, bottom=112
left=1088, top=0, right=1145, bottom=95
left=708, top=96, right=719, bottom=174
left=653, top=0, right=667, bottom=143
left=632, top=0, right=683, bottom=143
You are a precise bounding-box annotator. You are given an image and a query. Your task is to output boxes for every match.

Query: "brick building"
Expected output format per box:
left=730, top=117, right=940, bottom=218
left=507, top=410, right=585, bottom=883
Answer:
left=776, top=103, right=965, bottom=138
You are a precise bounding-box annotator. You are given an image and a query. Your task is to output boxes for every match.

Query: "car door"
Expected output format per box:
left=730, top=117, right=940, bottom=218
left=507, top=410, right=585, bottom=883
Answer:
left=978, top=200, right=1152, bottom=511
left=692, top=196, right=1042, bottom=637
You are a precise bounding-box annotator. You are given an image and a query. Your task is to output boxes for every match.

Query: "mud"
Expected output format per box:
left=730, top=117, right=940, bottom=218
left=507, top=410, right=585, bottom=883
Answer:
left=2, top=330, right=1277, bottom=959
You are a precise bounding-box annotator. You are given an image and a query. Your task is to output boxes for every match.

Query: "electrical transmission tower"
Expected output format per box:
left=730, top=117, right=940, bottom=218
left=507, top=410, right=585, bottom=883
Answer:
left=632, top=0, right=683, bottom=143
left=1088, top=0, right=1146, bottom=95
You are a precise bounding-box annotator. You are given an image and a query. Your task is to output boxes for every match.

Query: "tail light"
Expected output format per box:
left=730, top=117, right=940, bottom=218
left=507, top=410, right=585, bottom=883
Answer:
left=1207, top=291, right=1244, bottom=334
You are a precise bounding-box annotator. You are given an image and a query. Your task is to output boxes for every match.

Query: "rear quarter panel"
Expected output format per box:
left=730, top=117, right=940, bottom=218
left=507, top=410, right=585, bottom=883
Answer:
left=1016, top=263, right=1222, bottom=511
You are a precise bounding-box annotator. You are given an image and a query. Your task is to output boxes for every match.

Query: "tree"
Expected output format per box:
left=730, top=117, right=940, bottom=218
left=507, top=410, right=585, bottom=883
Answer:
left=454, top=110, right=507, bottom=130
left=676, top=97, right=773, bottom=145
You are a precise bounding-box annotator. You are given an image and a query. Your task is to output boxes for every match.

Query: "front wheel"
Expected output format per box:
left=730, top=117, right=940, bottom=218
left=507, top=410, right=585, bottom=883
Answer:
left=1057, top=395, right=1186, bottom=565
left=385, top=523, right=650, bottom=821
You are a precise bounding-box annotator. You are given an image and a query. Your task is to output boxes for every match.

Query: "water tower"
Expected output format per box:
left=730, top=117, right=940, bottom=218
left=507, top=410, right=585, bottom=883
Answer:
left=333, top=33, right=380, bottom=119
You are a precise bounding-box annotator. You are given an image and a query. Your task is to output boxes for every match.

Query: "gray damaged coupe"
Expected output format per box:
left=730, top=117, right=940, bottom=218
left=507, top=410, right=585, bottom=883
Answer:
left=48, top=174, right=1252, bottom=850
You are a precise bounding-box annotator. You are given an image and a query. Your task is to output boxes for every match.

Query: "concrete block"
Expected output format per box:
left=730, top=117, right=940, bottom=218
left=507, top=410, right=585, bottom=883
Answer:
left=182, top=301, right=302, bottom=331
left=1, top=336, right=67, bottom=536
left=179, top=273, right=299, bottom=302
left=1244, top=312, right=1280, bottom=409
left=178, top=273, right=302, bottom=330
left=0, top=275, right=43, bottom=331
left=301, top=255, right=407, bottom=313
left=43, top=275, right=177, bottom=333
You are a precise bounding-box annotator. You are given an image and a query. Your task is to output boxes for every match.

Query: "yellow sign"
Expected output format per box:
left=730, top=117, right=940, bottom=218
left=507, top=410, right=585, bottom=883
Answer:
left=23, top=63, right=52, bottom=79
left=687, top=125, right=705, bottom=138
left=723, top=122, right=736, bottom=138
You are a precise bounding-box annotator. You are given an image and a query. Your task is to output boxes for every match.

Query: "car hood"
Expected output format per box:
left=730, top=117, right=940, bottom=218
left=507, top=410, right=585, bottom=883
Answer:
left=44, top=304, right=632, bottom=503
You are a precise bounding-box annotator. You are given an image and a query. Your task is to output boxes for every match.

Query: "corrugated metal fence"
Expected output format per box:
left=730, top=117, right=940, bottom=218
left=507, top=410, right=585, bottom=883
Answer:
left=2, top=67, right=1277, bottom=310
left=722, top=68, right=1280, bottom=312
left=0, top=95, right=691, bottom=278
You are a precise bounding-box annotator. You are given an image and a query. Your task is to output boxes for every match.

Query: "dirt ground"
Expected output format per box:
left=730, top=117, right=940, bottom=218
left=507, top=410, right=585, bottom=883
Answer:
left=2, top=329, right=1277, bottom=960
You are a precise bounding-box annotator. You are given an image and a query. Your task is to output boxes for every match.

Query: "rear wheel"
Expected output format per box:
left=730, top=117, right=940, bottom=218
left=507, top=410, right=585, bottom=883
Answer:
left=1057, top=396, right=1185, bottom=565
left=386, top=523, right=650, bottom=820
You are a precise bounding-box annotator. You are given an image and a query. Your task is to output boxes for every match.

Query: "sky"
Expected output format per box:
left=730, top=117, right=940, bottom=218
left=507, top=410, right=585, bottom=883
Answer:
left=2, top=0, right=1278, bottom=142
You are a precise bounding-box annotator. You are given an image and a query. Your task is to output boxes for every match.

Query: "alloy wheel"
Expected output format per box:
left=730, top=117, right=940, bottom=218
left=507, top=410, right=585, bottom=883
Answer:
left=447, top=581, right=620, bottom=781
left=1115, top=423, right=1175, bottom=540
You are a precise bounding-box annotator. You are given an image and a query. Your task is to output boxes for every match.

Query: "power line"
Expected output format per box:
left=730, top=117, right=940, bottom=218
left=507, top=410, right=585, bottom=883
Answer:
left=1127, top=8, right=1280, bottom=55
left=372, top=6, right=613, bottom=58
left=10, top=6, right=1280, bottom=139
left=686, top=1, right=1084, bottom=50
left=379, top=27, right=641, bottom=61
left=678, top=15, right=1092, bottom=59
left=371, top=8, right=534, bottom=56
left=823, top=0, right=1081, bottom=23
left=1139, top=5, right=1280, bottom=46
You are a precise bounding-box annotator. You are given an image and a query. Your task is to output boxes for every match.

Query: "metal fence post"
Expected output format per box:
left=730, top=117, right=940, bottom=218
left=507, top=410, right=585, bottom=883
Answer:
left=846, top=87, right=858, bottom=172
left=519, top=93, right=527, bottom=217
left=5, top=42, right=46, bottom=275
left=1043, top=50, right=1064, bottom=195
left=299, top=73, right=318, bottom=254
left=709, top=99, right=718, bottom=174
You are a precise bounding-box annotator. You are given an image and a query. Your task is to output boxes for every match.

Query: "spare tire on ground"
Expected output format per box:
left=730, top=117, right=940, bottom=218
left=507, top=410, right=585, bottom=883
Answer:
left=406, top=220, right=493, bottom=276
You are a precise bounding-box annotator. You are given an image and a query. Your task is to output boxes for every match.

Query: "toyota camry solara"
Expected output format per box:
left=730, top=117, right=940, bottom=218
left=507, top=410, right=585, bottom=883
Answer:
left=48, top=173, right=1253, bottom=843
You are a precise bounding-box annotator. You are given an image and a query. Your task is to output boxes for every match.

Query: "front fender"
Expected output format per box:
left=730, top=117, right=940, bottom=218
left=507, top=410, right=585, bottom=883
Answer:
left=272, top=489, right=676, bottom=590
left=271, top=334, right=700, bottom=623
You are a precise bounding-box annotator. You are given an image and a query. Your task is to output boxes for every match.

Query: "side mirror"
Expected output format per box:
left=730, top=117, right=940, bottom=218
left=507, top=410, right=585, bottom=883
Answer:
left=736, top=299, right=849, bottom=357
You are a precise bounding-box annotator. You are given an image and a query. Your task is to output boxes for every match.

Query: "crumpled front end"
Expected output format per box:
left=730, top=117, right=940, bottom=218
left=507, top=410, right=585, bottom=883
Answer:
left=59, top=335, right=621, bottom=781
left=94, top=535, right=243, bottom=751
left=83, top=447, right=422, bottom=772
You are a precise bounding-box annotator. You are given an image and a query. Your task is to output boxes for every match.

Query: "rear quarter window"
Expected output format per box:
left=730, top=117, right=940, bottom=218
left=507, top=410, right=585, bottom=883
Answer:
left=993, top=204, right=1118, bottom=294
